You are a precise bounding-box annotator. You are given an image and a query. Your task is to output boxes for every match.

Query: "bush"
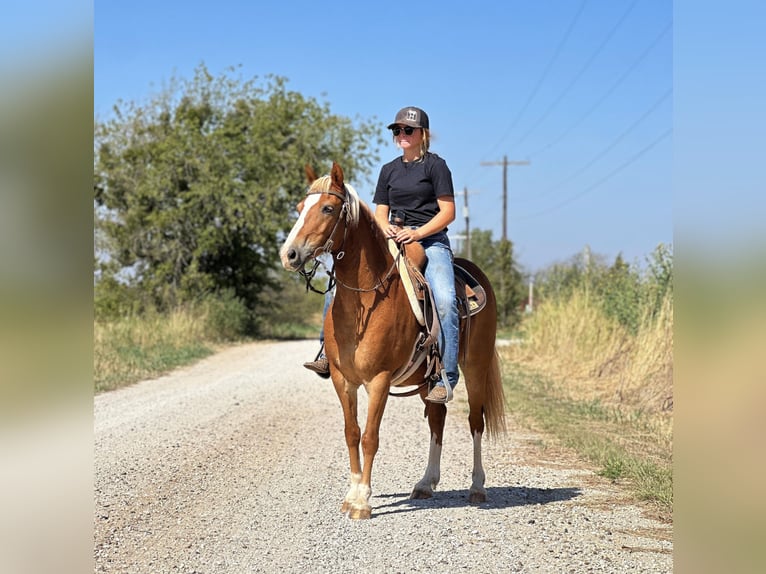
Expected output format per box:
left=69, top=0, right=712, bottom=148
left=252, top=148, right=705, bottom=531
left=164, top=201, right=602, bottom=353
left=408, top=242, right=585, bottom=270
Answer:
left=200, top=288, right=251, bottom=341
left=94, top=275, right=143, bottom=321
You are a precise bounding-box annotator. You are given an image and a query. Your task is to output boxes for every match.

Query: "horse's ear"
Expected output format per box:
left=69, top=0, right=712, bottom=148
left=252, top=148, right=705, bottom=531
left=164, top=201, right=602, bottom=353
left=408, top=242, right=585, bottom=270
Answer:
left=330, top=162, right=345, bottom=190
left=304, top=164, right=318, bottom=184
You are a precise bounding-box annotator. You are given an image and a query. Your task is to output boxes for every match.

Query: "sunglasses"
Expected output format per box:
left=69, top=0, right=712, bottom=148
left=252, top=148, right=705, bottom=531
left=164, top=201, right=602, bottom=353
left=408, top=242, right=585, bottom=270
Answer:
left=392, top=126, right=418, bottom=136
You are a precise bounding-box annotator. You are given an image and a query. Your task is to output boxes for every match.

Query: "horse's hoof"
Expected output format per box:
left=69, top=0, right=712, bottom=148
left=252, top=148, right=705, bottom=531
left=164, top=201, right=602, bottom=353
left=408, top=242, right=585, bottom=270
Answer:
left=410, top=488, right=433, bottom=500
left=347, top=507, right=371, bottom=520
left=340, top=500, right=350, bottom=513
left=468, top=490, right=487, bottom=504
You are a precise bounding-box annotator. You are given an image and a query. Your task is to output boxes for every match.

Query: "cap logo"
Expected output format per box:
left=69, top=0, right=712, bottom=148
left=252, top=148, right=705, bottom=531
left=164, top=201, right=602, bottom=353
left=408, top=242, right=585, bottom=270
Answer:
left=405, top=109, right=418, bottom=122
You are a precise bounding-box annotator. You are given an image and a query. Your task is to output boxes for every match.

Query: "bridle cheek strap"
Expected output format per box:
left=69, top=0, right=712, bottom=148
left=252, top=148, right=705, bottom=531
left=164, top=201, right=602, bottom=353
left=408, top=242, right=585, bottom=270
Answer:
left=305, top=189, right=349, bottom=260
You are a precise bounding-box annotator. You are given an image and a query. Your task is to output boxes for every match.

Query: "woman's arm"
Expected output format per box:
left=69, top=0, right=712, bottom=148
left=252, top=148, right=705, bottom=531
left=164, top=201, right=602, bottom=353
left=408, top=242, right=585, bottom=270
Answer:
left=374, top=204, right=391, bottom=231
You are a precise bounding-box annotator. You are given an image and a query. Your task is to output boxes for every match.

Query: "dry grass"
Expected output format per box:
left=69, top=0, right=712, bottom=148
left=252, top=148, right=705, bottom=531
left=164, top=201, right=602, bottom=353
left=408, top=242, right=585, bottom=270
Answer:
left=94, top=307, right=216, bottom=393
left=500, top=290, right=673, bottom=513
left=506, top=290, right=673, bottom=415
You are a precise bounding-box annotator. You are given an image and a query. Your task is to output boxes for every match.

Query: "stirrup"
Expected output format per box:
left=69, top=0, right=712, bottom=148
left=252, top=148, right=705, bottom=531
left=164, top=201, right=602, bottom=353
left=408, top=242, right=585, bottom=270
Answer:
left=425, top=369, right=453, bottom=403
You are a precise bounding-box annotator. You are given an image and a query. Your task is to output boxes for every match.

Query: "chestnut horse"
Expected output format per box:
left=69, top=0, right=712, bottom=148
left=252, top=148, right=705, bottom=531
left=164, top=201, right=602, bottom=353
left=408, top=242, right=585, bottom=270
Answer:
left=280, top=162, right=505, bottom=519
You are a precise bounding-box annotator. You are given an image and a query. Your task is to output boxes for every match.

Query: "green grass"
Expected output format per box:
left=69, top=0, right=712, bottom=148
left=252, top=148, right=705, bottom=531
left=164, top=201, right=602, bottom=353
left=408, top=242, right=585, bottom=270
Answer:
left=502, top=362, right=673, bottom=514
left=95, top=335, right=214, bottom=393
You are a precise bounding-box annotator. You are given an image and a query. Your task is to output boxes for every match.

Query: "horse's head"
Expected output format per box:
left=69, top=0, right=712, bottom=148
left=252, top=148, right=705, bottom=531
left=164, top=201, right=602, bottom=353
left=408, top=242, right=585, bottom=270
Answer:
left=280, top=162, right=357, bottom=272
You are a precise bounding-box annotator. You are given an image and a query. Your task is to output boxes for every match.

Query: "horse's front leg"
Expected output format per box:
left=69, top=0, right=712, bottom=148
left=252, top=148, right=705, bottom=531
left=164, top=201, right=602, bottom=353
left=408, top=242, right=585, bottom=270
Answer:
left=342, top=374, right=391, bottom=520
left=333, top=380, right=362, bottom=515
left=411, top=401, right=447, bottom=499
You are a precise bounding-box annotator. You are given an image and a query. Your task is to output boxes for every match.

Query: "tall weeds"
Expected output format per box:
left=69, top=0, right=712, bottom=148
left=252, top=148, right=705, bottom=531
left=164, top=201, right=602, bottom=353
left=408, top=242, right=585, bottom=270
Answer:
left=501, top=244, right=673, bottom=512
left=509, top=289, right=672, bottom=414
left=510, top=244, right=673, bottom=414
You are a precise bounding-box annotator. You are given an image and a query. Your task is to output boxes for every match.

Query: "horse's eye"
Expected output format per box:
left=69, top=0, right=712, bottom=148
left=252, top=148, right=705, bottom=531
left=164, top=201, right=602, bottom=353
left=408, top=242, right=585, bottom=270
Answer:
left=321, top=205, right=334, bottom=215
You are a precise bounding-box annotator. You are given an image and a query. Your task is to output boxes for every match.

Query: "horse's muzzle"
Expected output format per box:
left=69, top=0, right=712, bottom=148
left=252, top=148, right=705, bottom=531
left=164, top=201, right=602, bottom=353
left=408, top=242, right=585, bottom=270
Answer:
left=280, top=244, right=311, bottom=272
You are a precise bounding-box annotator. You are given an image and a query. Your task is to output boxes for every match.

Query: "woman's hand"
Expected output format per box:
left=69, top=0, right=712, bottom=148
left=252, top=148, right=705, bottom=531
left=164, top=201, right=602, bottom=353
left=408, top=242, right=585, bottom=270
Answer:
left=386, top=226, right=420, bottom=244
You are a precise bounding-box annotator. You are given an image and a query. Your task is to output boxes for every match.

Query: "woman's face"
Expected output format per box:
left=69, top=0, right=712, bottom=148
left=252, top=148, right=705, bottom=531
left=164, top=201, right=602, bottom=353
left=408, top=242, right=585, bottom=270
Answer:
left=392, top=125, right=423, bottom=151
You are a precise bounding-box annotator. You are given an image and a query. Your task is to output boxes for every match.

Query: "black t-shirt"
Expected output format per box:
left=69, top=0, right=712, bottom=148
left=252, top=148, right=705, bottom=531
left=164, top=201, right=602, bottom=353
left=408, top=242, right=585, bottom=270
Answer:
left=373, top=153, right=455, bottom=230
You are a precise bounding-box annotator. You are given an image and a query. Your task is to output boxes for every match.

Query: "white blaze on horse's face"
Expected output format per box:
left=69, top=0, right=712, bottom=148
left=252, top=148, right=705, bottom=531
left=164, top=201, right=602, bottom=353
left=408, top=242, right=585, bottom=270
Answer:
left=280, top=193, right=324, bottom=271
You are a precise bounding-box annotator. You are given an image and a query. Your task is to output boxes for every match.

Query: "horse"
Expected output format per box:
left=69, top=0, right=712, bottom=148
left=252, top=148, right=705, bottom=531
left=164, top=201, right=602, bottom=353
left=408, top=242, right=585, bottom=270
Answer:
left=280, top=162, right=506, bottom=520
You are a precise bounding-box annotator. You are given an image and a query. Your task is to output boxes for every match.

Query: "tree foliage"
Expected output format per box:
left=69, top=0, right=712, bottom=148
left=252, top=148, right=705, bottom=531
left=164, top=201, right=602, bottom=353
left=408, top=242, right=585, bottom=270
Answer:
left=94, top=64, right=383, bottom=325
left=460, top=229, right=526, bottom=328
left=534, top=243, right=673, bottom=335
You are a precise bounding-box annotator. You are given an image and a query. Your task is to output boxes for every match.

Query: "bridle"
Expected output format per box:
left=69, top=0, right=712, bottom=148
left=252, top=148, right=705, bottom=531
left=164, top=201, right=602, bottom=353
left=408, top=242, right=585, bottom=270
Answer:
left=297, top=186, right=399, bottom=294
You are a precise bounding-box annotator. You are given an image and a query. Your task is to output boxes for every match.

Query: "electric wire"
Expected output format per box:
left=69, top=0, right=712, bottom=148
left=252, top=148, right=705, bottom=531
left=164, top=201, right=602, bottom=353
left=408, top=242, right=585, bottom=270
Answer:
left=480, top=0, right=588, bottom=164
left=511, top=127, right=671, bottom=221
left=526, top=20, right=672, bottom=160
left=511, top=0, right=640, bottom=150
left=515, top=87, right=671, bottom=204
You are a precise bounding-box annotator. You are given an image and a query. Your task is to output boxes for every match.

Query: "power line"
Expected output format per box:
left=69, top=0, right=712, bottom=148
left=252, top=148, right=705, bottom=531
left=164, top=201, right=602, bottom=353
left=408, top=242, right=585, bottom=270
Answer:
left=511, top=0, right=640, bottom=150
left=511, top=127, right=671, bottom=221
left=481, top=0, right=588, bottom=162
left=527, top=20, right=672, bottom=160
left=517, top=87, right=671, bottom=204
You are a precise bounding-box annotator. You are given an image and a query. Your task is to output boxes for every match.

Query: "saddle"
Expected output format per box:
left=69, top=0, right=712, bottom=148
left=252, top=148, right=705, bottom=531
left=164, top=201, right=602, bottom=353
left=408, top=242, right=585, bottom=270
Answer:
left=386, top=240, right=487, bottom=392
left=387, top=240, right=487, bottom=325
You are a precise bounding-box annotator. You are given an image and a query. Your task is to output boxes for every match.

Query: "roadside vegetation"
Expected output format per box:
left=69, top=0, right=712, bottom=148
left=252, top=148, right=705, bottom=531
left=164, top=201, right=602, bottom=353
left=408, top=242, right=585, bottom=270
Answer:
left=94, top=276, right=324, bottom=393
left=499, top=244, right=673, bottom=516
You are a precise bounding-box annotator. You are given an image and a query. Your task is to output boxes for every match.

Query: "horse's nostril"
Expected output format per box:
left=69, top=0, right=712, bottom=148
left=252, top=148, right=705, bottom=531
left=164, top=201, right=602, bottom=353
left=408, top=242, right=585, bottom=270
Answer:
left=288, top=248, right=297, bottom=261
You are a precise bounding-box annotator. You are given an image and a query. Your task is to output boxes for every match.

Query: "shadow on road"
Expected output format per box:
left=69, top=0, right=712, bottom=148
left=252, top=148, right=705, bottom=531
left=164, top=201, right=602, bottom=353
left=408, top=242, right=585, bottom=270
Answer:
left=372, top=486, right=582, bottom=517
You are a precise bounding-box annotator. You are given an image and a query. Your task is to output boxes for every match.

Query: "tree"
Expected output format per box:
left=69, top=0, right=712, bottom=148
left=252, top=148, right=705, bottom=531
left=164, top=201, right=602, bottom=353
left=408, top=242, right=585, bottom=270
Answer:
left=94, top=64, right=383, bottom=322
left=596, top=253, right=642, bottom=334
left=466, top=229, right=525, bottom=328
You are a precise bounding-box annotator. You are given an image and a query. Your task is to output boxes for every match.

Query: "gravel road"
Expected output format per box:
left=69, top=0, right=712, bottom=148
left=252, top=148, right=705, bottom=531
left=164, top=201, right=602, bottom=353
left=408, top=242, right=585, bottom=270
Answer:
left=94, top=340, right=672, bottom=573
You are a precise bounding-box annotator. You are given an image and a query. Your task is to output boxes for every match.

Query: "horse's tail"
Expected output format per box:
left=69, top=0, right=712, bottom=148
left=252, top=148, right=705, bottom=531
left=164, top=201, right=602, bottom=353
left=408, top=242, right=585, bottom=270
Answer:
left=455, top=256, right=507, bottom=439
left=483, top=349, right=507, bottom=439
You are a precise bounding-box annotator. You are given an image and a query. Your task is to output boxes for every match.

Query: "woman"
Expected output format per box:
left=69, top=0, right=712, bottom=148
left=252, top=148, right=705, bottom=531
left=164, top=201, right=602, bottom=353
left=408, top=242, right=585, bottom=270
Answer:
left=373, top=106, right=459, bottom=403
left=304, top=106, right=459, bottom=404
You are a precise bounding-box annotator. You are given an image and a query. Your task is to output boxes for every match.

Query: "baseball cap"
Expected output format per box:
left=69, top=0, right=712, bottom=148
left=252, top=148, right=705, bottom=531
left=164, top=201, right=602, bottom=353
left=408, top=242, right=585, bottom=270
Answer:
left=387, top=106, right=429, bottom=130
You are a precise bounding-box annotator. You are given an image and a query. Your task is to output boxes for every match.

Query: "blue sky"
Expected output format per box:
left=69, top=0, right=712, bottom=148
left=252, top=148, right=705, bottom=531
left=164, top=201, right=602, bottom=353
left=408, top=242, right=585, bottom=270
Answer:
left=95, top=0, right=673, bottom=272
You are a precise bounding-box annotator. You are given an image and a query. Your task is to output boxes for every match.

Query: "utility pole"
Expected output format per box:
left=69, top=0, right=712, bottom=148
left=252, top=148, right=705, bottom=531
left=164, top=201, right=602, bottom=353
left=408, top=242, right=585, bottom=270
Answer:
left=528, top=278, right=534, bottom=312
left=480, top=155, right=530, bottom=241
left=454, top=187, right=478, bottom=259
left=463, top=186, right=470, bottom=259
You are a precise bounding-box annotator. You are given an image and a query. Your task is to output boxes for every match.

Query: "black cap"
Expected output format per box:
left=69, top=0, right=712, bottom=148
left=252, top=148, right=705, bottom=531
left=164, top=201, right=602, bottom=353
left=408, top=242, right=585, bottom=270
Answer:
left=387, top=106, right=429, bottom=130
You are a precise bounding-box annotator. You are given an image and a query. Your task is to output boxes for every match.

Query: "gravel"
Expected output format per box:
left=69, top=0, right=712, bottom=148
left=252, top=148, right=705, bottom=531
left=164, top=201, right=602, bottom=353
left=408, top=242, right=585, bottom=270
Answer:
left=94, top=340, right=672, bottom=573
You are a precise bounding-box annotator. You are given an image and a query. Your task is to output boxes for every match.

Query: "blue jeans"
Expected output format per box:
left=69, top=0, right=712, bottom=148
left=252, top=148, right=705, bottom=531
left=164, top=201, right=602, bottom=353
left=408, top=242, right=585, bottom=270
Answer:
left=419, top=231, right=459, bottom=389
left=319, top=286, right=334, bottom=344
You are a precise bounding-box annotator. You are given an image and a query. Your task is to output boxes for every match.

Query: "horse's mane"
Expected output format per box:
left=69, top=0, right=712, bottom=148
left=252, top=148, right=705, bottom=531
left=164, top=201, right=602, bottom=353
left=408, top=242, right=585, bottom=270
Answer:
left=309, top=175, right=386, bottom=243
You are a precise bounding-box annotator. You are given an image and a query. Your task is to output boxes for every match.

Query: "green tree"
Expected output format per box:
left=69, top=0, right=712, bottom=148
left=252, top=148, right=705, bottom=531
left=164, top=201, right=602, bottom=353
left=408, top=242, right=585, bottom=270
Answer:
left=94, top=64, right=383, bottom=325
left=465, top=229, right=525, bottom=328
left=533, top=245, right=673, bottom=335
left=534, top=246, right=609, bottom=303
left=644, top=242, right=673, bottom=319
left=595, top=253, right=642, bottom=334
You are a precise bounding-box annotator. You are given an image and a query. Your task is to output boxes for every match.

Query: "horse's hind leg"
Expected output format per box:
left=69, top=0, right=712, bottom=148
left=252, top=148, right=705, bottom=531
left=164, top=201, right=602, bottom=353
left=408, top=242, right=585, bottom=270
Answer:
left=465, top=373, right=488, bottom=503
left=411, top=402, right=446, bottom=499
left=468, top=423, right=487, bottom=503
